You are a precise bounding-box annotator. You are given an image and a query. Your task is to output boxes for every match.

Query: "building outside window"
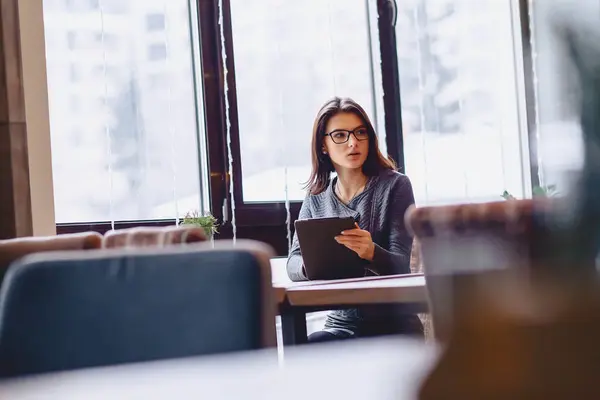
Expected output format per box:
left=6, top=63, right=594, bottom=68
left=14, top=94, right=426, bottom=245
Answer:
left=43, top=0, right=204, bottom=223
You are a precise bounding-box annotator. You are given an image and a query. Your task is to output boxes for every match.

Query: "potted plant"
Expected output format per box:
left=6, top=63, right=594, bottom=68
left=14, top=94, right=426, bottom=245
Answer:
left=501, top=184, right=558, bottom=200
left=180, top=210, right=219, bottom=240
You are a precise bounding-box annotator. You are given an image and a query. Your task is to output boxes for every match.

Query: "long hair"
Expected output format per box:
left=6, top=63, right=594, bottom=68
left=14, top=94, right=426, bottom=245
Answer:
left=305, top=97, right=396, bottom=195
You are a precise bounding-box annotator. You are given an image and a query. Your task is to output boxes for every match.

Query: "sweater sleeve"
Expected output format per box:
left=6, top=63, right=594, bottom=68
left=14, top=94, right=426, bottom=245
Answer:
left=368, top=175, right=415, bottom=276
left=286, top=196, right=312, bottom=281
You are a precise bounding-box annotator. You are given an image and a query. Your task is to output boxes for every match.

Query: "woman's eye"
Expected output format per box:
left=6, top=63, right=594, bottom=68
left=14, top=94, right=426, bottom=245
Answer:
left=356, top=128, right=368, bottom=136
left=333, top=132, right=347, bottom=140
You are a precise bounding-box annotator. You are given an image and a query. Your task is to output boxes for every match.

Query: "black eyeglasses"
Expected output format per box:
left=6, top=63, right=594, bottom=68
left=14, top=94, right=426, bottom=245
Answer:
left=324, top=127, right=369, bottom=144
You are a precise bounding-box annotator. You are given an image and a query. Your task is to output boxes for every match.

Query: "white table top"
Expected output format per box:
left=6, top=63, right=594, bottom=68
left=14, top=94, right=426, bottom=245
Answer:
left=285, top=275, right=427, bottom=307
left=271, top=257, right=428, bottom=307
left=270, top=257, right=291, bottom=285
left=0, top=337, right=438, bottom=400
left=287, top=275, right=426, bottom=290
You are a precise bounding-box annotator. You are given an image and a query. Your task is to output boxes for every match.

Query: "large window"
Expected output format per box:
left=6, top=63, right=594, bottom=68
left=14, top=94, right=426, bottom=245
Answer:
left=229, top=0, right=386, bottom=203
left=396, top=0, right=530, bottom=205
left=45, top=0, right=545, bottom=255
left=43, top=0, right=206, bottom=224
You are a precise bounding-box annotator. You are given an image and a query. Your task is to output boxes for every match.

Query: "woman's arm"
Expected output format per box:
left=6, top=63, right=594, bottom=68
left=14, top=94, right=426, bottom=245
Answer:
left=368, top=175, right=415, bottom=276
left=286, top=198, right=312, bottom=281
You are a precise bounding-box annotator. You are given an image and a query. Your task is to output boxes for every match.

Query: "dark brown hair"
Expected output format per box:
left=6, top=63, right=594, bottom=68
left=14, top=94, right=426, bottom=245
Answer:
left=305, top=97, right=396, bottom=195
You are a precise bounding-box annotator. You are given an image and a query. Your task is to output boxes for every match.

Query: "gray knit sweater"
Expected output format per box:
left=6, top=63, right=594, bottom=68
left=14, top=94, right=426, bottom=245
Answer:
left=287, top=169, right=418, bottom=335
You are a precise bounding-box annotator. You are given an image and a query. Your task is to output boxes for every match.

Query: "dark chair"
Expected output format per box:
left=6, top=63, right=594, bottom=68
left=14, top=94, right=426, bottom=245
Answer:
left=0, top=240, right=276, bottom=378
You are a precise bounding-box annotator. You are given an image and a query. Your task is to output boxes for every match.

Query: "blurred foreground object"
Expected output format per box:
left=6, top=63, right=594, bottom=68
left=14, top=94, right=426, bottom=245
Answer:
left=0, top=240, right=276, bottom=377
left=408, top=1, right=600, bottom=397
left=1, top=337, right=435, bottom=399
left=407, top=200, right=600, bottom=399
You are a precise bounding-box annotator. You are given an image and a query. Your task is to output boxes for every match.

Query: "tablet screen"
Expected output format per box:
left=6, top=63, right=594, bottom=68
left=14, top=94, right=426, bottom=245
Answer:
left=294, top=217, right=367, bottom=280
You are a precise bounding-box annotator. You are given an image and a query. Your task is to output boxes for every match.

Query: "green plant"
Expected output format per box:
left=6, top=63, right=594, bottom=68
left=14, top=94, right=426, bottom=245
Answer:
left=532, top=184, right=558, bottom=197
left=501, top=185, right=559, bottom=200
left=180, top=210, right=219, bottom=237
left=501, top=190, right=517, bottom=201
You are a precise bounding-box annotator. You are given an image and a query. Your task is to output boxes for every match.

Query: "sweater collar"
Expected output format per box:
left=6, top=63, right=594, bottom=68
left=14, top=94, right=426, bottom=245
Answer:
left=327, top=173, right=379, bottom=203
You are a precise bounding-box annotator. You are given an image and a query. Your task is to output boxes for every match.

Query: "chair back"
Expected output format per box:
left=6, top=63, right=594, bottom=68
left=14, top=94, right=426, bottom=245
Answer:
left=0, top=240, right=276, bottom=378
left=405, top=200, right=540, bottom=341
left=102, top=226, right=206, bottom=249
left=0, top=232, right=102, bottom=283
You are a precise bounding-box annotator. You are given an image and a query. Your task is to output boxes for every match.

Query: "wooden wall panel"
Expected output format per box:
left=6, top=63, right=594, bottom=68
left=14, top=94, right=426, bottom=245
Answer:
left=0, top=0, right=32, bottom=239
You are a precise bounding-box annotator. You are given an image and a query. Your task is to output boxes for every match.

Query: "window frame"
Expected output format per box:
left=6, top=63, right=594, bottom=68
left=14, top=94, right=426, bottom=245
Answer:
left=515, top=0, right=541, bottom=189
left=206, top=0, right=406, bottom=231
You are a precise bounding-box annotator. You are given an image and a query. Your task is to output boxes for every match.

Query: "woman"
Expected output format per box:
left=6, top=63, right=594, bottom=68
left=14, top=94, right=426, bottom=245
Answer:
left=287, top=97, right=423, bottom=343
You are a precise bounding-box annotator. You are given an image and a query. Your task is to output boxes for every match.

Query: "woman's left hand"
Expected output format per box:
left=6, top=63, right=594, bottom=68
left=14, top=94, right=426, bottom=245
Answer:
left=335, top=222, right=375, bottom=261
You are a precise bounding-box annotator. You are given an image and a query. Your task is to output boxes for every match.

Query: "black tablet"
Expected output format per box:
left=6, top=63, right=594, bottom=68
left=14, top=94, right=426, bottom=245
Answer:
left=294, top=217, right=367, bottom=280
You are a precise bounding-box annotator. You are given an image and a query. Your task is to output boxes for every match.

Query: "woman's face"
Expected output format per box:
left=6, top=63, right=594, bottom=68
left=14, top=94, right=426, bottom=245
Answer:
left=323, top=112, right=369, bottom=172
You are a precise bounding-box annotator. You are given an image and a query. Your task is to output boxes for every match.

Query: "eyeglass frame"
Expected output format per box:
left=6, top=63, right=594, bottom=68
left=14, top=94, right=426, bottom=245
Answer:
left=323, top=126, right=370, bottom=144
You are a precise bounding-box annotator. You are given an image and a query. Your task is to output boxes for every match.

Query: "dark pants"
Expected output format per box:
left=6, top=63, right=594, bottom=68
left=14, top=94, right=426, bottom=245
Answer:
left=308, top=330, right=354, bottom=343
left=308, top=314, right=424, bottom=343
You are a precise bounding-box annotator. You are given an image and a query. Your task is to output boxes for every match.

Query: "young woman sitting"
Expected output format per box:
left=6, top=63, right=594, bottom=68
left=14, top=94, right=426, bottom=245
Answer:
left=287, top=97, right=424, bottom=343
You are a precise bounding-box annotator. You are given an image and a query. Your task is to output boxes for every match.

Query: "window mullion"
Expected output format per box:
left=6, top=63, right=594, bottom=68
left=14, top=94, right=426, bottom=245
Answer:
left=197, top=0, right=231, bottom=237
left=377, top=0, right=406, bottom=173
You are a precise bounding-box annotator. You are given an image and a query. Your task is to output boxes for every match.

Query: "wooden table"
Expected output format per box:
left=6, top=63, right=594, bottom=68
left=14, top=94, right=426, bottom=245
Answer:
left=0, top=337, right=438, bottom=399
left=271, top=257, right=429, bottom=346
left=285, top=274, right=427, bottom=306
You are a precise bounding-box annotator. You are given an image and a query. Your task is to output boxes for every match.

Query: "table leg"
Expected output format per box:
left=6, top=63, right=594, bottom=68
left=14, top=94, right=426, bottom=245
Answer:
left=281, top=309, right=308, bottom=345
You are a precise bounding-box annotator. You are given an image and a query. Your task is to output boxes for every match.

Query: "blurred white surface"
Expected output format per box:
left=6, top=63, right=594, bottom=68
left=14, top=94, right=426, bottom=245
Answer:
left=0, top=337, right=437, bottom=400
